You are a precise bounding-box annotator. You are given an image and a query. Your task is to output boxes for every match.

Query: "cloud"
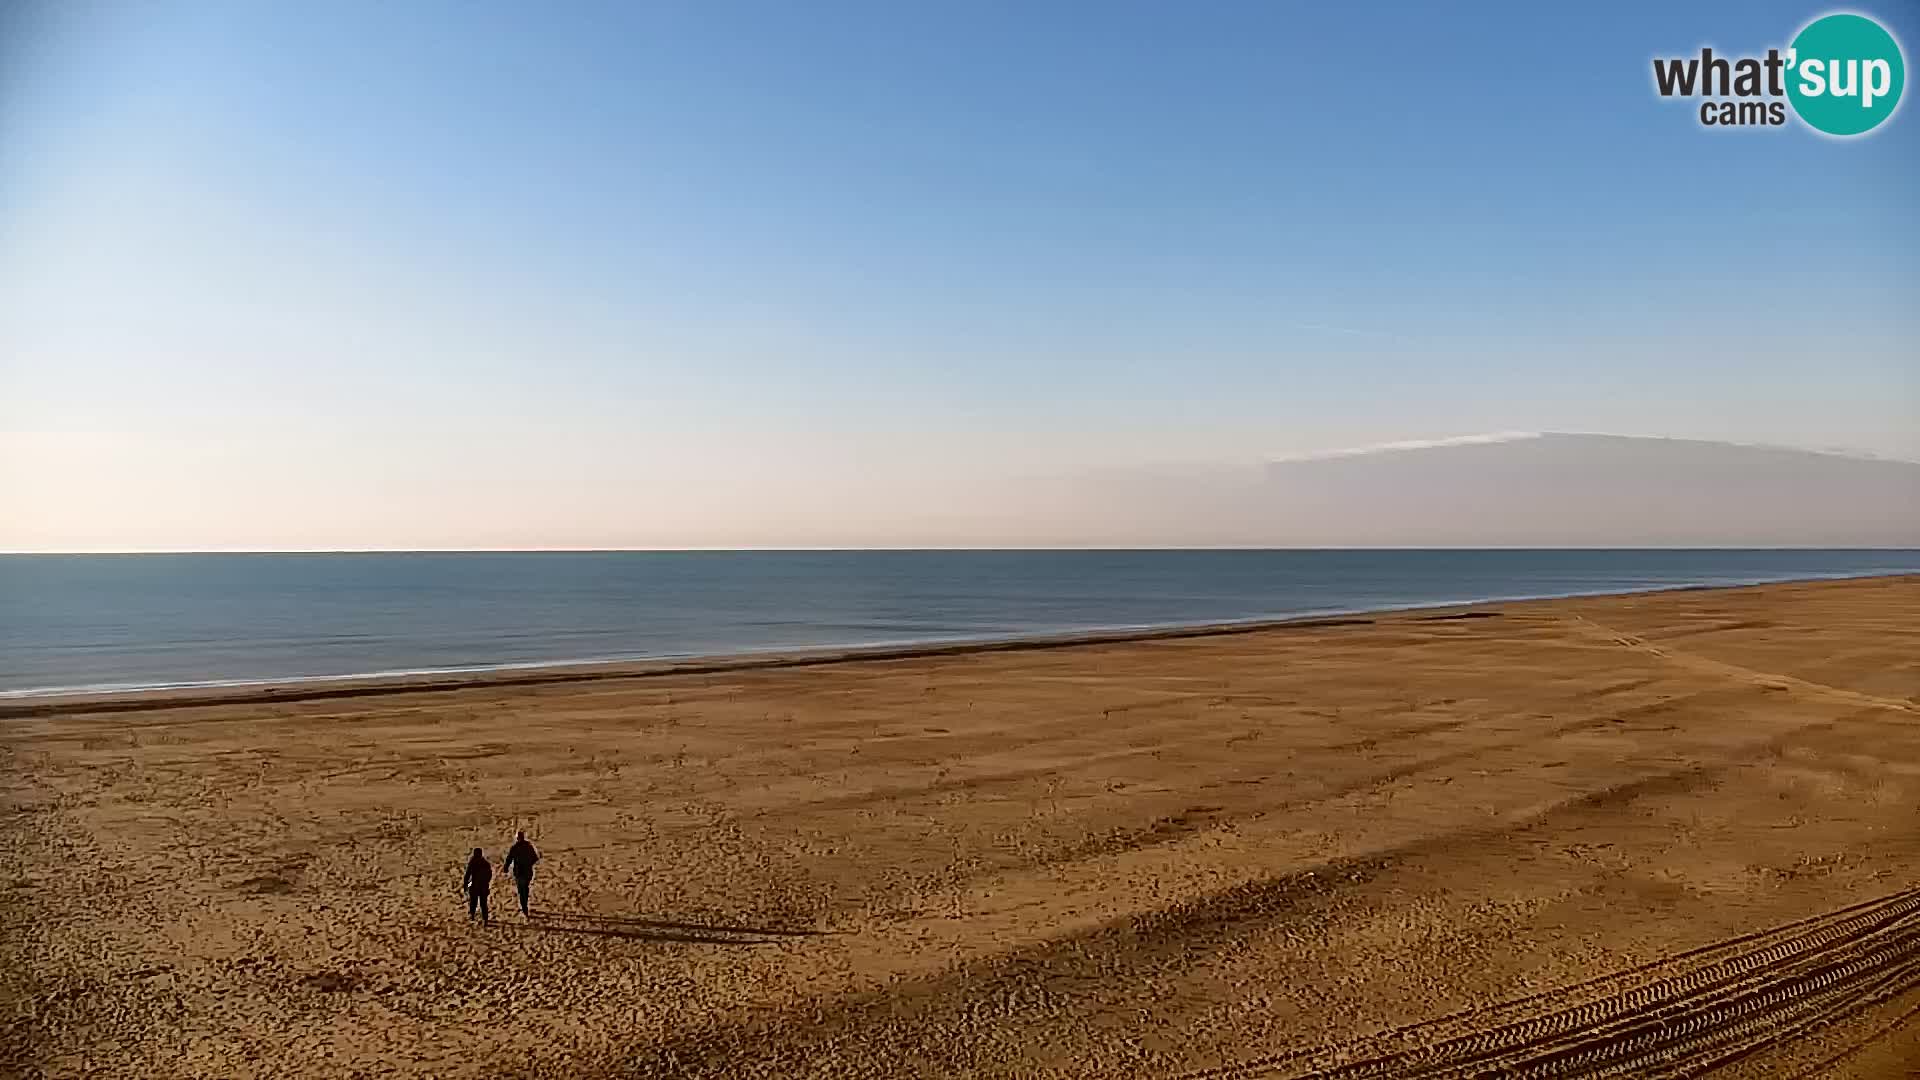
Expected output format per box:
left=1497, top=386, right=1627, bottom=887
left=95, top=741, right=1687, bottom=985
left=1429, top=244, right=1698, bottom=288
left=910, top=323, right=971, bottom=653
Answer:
left=1267, top=431, right=1544, bottom=463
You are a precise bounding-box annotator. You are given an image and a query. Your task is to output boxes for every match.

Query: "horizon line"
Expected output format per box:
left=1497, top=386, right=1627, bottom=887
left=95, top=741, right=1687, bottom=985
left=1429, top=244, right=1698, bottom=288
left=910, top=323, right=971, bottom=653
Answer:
left=6, top=545, right=1920, bottom=556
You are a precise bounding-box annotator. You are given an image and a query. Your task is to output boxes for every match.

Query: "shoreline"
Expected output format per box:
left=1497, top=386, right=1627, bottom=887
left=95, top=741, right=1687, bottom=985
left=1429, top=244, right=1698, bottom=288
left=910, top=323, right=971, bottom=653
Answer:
left=5, top=570, right=1912, bottom=719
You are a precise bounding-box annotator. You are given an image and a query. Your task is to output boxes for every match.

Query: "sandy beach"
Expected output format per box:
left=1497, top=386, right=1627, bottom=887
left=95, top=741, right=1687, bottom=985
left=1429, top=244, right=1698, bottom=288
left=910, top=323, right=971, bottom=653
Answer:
left=3, top=574, right=1918, bottom=1078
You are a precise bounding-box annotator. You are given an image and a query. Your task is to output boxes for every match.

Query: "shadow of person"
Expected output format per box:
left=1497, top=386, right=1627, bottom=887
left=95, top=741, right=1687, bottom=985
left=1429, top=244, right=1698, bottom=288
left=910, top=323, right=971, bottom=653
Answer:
left=527, top=909, right=830, bottom=939
left=505, top=921, right=772, bottom=946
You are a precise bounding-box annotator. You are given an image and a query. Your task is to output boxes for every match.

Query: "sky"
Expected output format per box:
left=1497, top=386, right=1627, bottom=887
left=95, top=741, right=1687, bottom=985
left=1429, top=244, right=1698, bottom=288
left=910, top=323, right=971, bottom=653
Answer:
left=1, top=1, right=1916, bottom=550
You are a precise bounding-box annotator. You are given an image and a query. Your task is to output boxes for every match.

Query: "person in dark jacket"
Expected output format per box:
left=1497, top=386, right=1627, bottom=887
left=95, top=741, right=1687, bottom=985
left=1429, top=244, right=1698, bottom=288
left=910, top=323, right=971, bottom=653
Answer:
left=463, top=848, right=493, bottom=924
left=503, top=831, right=540, bottom=917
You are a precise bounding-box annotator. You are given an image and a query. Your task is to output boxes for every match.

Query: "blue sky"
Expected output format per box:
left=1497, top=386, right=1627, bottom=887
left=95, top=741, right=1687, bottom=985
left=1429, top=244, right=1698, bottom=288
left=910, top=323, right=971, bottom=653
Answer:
left=1, top=1, right=1915, bottom=548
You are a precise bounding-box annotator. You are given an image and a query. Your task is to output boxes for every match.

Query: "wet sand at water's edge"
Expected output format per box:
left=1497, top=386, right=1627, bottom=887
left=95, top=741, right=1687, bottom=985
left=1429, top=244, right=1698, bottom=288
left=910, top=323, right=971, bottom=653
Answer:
left=3, top=575, right=1918, bottom=1078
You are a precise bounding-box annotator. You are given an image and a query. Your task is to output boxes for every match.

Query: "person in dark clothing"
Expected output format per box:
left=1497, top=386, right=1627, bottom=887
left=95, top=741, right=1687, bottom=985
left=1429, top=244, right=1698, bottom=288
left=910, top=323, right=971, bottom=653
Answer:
left=463, top=848, right=493, bottom=923
left=503, top=831, right=540, bottom=917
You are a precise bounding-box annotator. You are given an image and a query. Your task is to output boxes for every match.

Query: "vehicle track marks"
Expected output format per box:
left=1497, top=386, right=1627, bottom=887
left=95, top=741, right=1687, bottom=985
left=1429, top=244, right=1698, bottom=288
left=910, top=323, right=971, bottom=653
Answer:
left=1567, top=616, right=1916, bottom=716
left=1174, top=887, right=1920, bottom=1079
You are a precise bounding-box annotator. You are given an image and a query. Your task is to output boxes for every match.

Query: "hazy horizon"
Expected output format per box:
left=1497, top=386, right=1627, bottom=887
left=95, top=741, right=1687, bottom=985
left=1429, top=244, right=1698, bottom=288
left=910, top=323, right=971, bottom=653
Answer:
left=5, top=433, right=1916, bottom=552
left=4, top=3, right=1916, bottom=550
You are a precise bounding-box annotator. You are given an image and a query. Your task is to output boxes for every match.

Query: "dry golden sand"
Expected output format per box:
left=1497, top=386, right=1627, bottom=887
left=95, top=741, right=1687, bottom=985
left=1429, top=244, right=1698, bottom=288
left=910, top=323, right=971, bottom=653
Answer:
left=3, top=576, right=1918, bottom=1079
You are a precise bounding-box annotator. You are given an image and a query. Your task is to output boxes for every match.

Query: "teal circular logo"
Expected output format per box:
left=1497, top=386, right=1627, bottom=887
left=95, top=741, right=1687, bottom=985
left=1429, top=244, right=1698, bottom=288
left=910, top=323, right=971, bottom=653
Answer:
left=1787, top=13, right=1906, bottom=136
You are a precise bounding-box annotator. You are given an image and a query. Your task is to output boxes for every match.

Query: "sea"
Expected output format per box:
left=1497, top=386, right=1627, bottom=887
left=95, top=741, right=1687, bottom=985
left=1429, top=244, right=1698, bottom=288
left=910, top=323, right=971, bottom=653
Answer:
left=2, top=549, right=1915, bottom=697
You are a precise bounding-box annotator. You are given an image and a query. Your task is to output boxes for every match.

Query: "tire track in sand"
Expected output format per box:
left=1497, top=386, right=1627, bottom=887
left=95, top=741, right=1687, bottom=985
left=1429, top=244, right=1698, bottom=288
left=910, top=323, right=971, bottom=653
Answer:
left=1173, top=886, right=1920, bottom=1079
left=1566, top=616, right=1917, bottom=716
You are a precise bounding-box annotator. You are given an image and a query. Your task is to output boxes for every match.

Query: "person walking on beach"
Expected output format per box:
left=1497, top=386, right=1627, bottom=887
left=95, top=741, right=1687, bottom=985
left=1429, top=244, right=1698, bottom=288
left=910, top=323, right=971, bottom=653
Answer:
left=463, top=848, right=493, bottom=924
left=503, top=831, right=540, bottom=917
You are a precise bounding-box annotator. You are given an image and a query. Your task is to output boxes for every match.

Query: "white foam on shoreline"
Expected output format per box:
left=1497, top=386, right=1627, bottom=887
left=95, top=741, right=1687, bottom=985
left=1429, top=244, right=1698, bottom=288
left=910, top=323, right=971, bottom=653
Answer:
left=1, top=570, right=1904, bottom=701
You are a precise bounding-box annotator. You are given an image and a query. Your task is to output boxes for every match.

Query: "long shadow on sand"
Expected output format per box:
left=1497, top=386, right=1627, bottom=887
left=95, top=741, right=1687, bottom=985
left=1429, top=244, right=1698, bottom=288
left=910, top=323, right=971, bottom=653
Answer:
left=520, top=909, right=829, bottom=946
left=504, top=921, right=769, bottom=946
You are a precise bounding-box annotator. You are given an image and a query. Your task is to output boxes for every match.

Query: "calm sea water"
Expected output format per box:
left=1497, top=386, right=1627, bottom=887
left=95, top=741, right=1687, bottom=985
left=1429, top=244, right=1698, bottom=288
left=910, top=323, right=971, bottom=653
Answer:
left=2, top=550, right=1915, bottom=696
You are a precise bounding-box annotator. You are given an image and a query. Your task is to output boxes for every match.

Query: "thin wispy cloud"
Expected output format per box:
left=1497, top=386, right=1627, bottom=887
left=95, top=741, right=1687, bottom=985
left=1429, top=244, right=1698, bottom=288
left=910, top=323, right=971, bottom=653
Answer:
left=1268, top=431, right=1544, bottom=463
